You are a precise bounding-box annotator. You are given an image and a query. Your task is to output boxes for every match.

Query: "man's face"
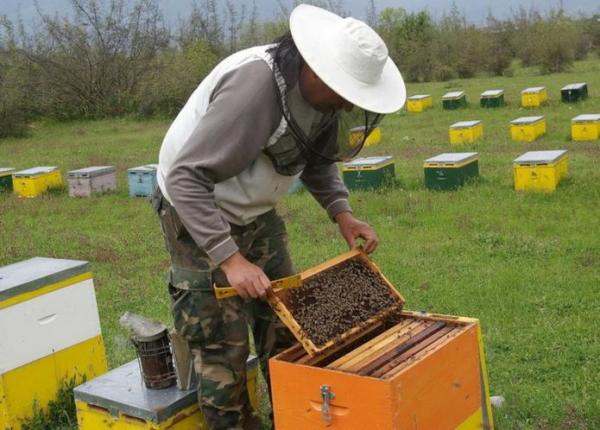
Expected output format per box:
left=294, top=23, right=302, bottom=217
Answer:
left=299, top=64, right=354, bottom=113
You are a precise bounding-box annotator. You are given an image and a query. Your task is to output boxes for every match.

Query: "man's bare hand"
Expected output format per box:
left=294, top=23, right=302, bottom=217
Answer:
left=220, top=252, right=271, bottom=299
left=335, top=212, right=379, bottom=254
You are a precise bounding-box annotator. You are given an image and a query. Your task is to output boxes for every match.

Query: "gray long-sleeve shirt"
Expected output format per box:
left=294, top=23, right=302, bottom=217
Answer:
left=157, top=46, right=351, bottom=265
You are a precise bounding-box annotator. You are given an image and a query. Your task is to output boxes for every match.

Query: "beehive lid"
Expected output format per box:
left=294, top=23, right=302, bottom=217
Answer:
left=450, top=120, right=481, bottom=129
left=267, top=249, right=405, bottom=356
left=562, top=83, right=587, bottom=90
left=0, top=167, right=15, bottom=177
left=68, top=165, right=116, bottom=178
left=424, top=152, right=478, bottom=165
left=442, top=91, right=465, bottom=100
left=513, top=150, right=568, bottom=165
left=74, top=360, right=196, bottom=423
left=145, top=164, right=159, bottom=170
left=0, top=257, right=90, bottom=302
left=343, top=156, right=393, bottom=169
left=572, top=114, right=600, bottom=123
left=13, top=166, right=58, bottom=177
left=128, top=165, right=157, bottom=173
left=409, top=94, right=430, bottom=100
left=522, top=86, right=545, bottom=94
left=511, top=115, right=545, bottom=125
left=481, top=89, right=503, bottom=97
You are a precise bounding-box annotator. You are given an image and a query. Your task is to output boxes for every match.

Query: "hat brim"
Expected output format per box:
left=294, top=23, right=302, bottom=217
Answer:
left=290, top=4, right=406, bottom=114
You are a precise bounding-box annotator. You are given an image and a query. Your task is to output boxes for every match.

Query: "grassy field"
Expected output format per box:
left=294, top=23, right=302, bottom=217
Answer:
left=1, top=57, right=599, bottom=429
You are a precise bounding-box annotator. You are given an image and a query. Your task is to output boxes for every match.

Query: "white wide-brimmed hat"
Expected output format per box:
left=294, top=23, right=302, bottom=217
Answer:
left=290, top=4, right=406, bottom=114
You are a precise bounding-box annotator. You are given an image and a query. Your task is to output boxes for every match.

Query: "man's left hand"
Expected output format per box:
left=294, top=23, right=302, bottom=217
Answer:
left=335, top=211, right=379, bottom=254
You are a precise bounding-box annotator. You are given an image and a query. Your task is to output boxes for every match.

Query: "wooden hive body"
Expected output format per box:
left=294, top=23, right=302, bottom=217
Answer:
left=510, top=116, right=547, bottom=142
left=513, top=150, right=568, bottom=192
left=268, top=250, right=494, bottom=429
left=0, top=258, right=107, bottom=430
left=342, top=157, right=395, bottom=191
left=128, top=165, right=158, bottom=197
left=74, top=357, right=259, bottom=429
left=0, top=168, right=15, bottom=192
left=521, top=86, right=547, bottom=108
left=424, top=152, right=480, bottom=190
left=571, top=114, right=600, bottom=141
left=67, top=166, right=117, bottom=197
left=270, top=311, right=493, bottom=429
left=449, top=121, right=483, bottom=145
left=407, top=95, right=433, bottom=112
left=480, top=89, right=505, bottom=108
left=12, top=166, right=63, bottom=198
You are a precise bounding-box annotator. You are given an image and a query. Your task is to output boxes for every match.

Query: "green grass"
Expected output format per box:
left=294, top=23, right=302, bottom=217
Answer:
left=1, top=58, right=599, bottom=429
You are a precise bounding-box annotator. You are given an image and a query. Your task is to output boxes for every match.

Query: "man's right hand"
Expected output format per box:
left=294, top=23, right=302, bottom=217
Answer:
left=220, top=252, right=271, bottom=299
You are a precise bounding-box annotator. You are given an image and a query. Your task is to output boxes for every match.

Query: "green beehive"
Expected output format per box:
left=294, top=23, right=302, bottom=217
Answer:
left=480, top=90, right=505, bottom=108
left=424, top=152, right=479, bottom=190
left=442, top=91, right=467, bottom=110
left=561, top=83, right=588, bottom=103
left=0, top=168, right=15, bottom=192
left=342, top=156, right=395, bottom=191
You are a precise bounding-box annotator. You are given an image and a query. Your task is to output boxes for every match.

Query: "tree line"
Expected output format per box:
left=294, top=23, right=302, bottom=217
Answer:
left=1, top=0, right=599, bottom=138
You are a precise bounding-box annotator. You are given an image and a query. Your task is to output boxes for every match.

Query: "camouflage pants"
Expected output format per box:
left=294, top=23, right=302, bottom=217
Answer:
left=153, top=189, right=296, bottom=430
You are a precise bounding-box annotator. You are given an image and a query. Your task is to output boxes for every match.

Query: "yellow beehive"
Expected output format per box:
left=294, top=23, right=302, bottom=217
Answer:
left=513, top=150, right=568, bottom=192
left=0, top=257, right=107, bottom=430
left=74, top=357, right=259, bottom=429
left=349, top=125, right=382, bottom=148
left=510, top=116, right=547, bottom=142
left=12, top=166, right=63, bottom=198
left=449, top=120, right=483, bottom=145
left=571, top=114, right=600, bottom=141
left=406, top=94, right=433, bottom=112
left=521, top=86, right=547, bottom=108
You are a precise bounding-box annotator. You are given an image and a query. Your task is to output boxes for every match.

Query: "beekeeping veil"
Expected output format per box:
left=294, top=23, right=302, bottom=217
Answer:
left=268, top=4, right=406, bottom=168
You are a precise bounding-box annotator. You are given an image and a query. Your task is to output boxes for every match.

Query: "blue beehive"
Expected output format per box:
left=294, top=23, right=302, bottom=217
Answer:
left=128, top=164, right=158, bottom=198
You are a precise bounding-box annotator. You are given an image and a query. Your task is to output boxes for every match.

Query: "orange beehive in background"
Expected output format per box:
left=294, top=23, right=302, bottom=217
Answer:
left=269, top=250, right=494, bottom=430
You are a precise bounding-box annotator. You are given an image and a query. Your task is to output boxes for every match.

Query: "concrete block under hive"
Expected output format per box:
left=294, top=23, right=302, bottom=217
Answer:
left=0, top=167, right=15, bottom=192
left=513, top=150, right=568, bottom=192
left=12, top=166, right=63, bottom=198
left=480, top=89, right=505, bottom=108
left=510, top=115, right=547, bottom=142
left=521, top=86, right=547, bottom=108
left=0, top=257, right=107, bottom=430
left=571, top=114, right=600, bottom=141
left=449, top=120, right=483, bottom=145
left=67, top=165, right=117, bottom=197
left=406, top=94, right=433, bottom=112
left=128, top=164, right=158, bottom=198
left=268, top=250, right=494, bottom=430
left=74, top=357, right=259, bottom=429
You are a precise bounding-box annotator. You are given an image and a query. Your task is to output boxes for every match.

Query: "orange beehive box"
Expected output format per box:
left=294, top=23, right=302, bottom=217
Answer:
left=269, top=251, right=494, bottom=430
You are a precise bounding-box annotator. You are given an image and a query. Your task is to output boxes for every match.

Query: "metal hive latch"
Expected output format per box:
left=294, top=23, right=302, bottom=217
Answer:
left=320, top=385, right=335, bottom=424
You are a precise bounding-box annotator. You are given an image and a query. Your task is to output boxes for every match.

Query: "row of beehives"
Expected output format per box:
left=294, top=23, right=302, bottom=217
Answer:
left=0, top=164, right=158, bottom=199
left=343, top=149, right=569, bottom=193
left=446, top=114, right=600, bottom=144
left=407, top=82, right=589, bottom=112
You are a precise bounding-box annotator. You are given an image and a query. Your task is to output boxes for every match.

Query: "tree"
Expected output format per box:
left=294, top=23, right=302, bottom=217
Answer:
left=20, top=0, right=169, bottom=118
